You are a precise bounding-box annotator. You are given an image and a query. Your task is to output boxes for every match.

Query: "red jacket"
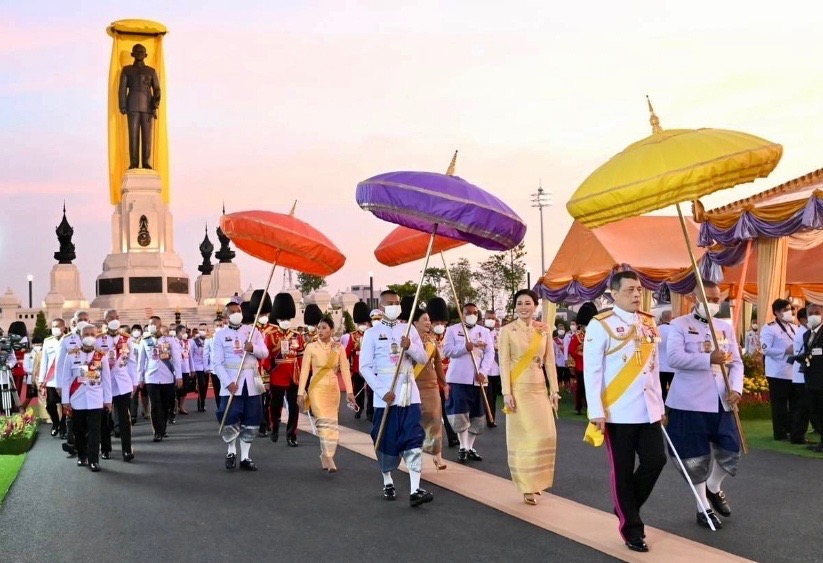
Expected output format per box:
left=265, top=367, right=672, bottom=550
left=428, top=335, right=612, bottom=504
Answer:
left=344, top=331, right=363, bottom=373
left=263, top=327, right=304, bottom=387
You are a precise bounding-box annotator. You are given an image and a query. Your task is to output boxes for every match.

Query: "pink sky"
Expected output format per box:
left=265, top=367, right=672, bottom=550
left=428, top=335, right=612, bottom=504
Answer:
left=3, top=1, right=823, bottom=307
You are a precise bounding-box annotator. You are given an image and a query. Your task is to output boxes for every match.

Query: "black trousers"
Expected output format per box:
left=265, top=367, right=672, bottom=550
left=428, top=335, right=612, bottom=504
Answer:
left=260, top=391, right=271, bottom=431
left=791, top=383, right=811, bottom=442
left=485, top=375, right=502, bottom=424
left=270, top=383, right=299, bottom=440
left=210, top=373, right=222, bottom=408
left=130, top=385, right=148, bottom=420
left=46, top=387, right=66, bottom=433
left=807, top=388, right=823, bottom=437
left=605, top=422, right=667, bottom=541
left=659, top=371, right=674, bottom=401
left=73, top=408, right=102, bottom=464
left=441, top=389, right=458, bottom=444
left=146, top=383, right=175, bottom=437
left=767, top=377, right=794, bottom=439
left=195, top=371, right=208, bottom=410
left=101, top=407, right=113, bottom=454
left=574, top=370, right=587, bottom=413
left=112, top=392, right=133, bottom=454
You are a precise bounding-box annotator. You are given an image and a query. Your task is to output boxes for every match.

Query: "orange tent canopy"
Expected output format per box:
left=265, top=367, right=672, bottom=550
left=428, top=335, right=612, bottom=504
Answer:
left=220, top=210, right=346, bottom=277
left=374, top=225, right=467, bottom=267
left=542, top=215, right=705, bottom=287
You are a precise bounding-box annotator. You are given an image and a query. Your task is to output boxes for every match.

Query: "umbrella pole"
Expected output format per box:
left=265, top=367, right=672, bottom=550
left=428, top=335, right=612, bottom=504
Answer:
left=440, top=251, right=495, bottom=425
left=374, top=225, right=439, bottom=453
left=218, top=252, right=281, bottom=435
left=675, top=203, right=749, bottom=454
left=662, top=425, right=717, bottom=531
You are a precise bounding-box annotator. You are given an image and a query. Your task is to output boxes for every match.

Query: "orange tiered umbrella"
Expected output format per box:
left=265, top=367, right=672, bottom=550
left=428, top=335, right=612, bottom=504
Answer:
left=374, top=225, right=466, bottom=267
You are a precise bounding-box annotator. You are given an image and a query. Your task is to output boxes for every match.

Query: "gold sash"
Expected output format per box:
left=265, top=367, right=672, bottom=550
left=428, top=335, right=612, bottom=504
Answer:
left=304, top=348, right=338, bottom=411
left=413, top=342, right=437, bottom=379
left=584, top=339, right=654, bottom=447
left=502, top=331, right=543, bottom=415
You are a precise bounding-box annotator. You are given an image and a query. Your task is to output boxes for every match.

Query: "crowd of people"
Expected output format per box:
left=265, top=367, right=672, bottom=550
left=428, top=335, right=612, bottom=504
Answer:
left=6, top=273, right=822, bottom=555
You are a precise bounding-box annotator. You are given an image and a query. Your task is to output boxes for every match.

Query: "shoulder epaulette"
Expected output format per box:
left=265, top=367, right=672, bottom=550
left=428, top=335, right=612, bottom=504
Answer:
left=637, top=310, right=654, bottom=318
left=594, top=311, right=614, bottom=321
left=767, top=321, right=776, bottom=325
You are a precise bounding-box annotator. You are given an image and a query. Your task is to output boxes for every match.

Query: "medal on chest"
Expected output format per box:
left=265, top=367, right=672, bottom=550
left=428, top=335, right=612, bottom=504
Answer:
left=233, top=337, right=243, bottom=356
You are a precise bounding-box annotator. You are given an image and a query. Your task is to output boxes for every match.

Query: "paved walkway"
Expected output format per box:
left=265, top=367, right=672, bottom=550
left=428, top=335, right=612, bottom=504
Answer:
left=1, top=398, right=819, bottom=562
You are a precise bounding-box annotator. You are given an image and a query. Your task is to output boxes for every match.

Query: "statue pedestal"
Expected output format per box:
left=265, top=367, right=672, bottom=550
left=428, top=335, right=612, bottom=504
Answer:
left=91, top=171, right=196, bottom=310
left=195, top=274, right=213, bottom=305
left=47, top=264, right=88, bottom=310
left=208, top=262, right=242, bottom=306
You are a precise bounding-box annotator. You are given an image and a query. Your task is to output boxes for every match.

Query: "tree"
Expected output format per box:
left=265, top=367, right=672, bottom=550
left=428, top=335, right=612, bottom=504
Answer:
left=423, top=267, right=448, bottom=295
left=296, top=273, right=326, bottom=295
left=386, top=281, right=438, bottom=305
left=474, top=254, right=506, bottom=312
left=446, top=258, right=477, bottom=308
left=501, top=242, right=527, bottom=314
left=342, top=310, right=356, bottom=333
left=33, top=311, right=49, bottom=341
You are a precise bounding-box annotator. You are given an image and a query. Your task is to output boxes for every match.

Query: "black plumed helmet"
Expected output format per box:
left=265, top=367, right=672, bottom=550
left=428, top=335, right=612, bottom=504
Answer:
left=398, top=295, right=416, bottom=322
left=352, top=301, right=370, bottom=324
left=426, top=297, right=449, bottom=323
left=7, top=321, right=28, bottom=338
left=304, top=304, right=323, bottom=326
left=272, top=293, right=296, bottom=320
left=249, top=289, right=273, bottom=317
left=240, top=301, right=254, bottom=324
left=575, top=301, right=599, bottom=327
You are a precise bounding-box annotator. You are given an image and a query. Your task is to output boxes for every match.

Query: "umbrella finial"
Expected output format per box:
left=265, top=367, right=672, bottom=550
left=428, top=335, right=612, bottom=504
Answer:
left=445, top=150, right=458, bottom=176
left=289, top=200, right=298, bottom=216
left=646, top=95, right=662, bottom=134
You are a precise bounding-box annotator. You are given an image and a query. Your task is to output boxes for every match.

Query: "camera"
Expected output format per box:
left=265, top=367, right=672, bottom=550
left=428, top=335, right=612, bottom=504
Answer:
left=0, top=334, right=23, bottom=366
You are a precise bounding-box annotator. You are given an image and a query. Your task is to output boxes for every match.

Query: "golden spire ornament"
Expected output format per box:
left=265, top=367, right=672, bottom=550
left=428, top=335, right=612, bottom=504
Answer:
left=646, top=95, right=662, bottom=134
left=445, top=150, right=458, bottom=176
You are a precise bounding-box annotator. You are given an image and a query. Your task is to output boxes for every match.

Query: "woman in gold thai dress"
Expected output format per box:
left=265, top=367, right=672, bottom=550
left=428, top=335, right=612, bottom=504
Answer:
left=411, top=309, right=449, bottom=470
left=297, top=317, right=356, bottom=473
left=500, top=289, right=560, bottom=505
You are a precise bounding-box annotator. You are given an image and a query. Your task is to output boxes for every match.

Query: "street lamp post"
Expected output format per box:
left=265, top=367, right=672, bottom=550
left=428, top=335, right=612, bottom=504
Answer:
left=527, top=269, right=532, bottom=290
left=530, top=180, right=552, bottom=275
left=27, top=275, right=33, bottom=308
left=368, top=271, right=374, bottom=310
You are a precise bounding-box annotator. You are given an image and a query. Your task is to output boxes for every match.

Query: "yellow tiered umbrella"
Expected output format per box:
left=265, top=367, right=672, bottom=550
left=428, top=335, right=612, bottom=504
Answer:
left=567, top=98, right=784, bottom=462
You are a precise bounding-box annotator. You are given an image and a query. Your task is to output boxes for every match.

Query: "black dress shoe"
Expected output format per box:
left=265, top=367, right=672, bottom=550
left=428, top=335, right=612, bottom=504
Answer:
left=467, top=449, right=483, bottom=461
left=354, top=412, right=362, bottom=419
left=101, top=452, right=111, bottom=460
left=225, top=453, right=237, bottom=469
left=410, top=489, right=434, bottom=507
left=457, top=448, right=468, bottom=463
left=383, top=484, right=397, bottom=501
left=123, top=452, right=135, bottom=462
left=153, top=435, right=162, bottom=442
left=486, top=422, right=497, bottom=428
left=58, top=431, right=66, bottom=440
left=76, top=458, right=88, bottom=467
left=89, top=463, right=101, bottom=472
left=271, top=432, right=279, bottom=443
left=50, top=428, right=59, bottom=437
left=696, top=509, right=723, bottom=529
left=62, top=443, right=77, bottom=457
left=240, top=458, right=258, bottom=471
left=258, top=429, right=268, bottom=438
left=130, top=417, right=137, bottom=425
left=448, top=438, right=459, bottom=448
left=287, top=437, right=298, bottom=447
left=706, top=489, right=731, bottom=517
left=162, top=432, right=169, bottom=438
left=625, top=538, right=649, bottom=553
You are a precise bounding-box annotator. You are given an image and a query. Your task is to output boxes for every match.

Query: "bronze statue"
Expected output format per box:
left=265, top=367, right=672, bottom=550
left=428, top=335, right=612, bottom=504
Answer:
left=118, top=44, right=161, bottom=170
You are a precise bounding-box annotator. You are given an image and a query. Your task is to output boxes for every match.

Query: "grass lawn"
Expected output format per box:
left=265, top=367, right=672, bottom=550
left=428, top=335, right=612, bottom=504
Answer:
left=0, top=454, right=27, bottom=504
left=741, top=418, right=823, bottom=459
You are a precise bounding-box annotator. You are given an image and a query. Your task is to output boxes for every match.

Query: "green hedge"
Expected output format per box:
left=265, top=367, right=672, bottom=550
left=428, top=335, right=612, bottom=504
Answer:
left=0, top=426, right=37, bottom=456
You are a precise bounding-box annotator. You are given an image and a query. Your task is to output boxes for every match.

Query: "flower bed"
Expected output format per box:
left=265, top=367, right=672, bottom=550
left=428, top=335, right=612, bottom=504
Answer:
left=741, top=353, right=770, bottom=419
left=0, top=409, right=39, bottom=455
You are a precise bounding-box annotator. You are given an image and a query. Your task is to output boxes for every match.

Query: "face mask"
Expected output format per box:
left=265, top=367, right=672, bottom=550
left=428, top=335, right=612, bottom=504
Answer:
left=307, top=325, right=317, bottom=334
left=808, top=315, right=822, bottom=329
left=781, top=311, right=794, bottom=323
left=51, top=327, right=63, bottom=337
left=484, top=319, right=496, bottom=329
left=228, top=312, right=243, bottom=326
left=34, top=345, right=42, bottom=352
left=751, top=324, right=758, bottom=331
left=432, top=324, right=445, bottom=336
left=107, top=320, right=121, bottom=332
left=464, top=314, right=478, bottom=326
left=278, top=320, right=291, bottom=331
left=697, top=302, right=720, bottom=319
left=557, top=329, right=566, bottom=336
left=181, top=333, right=189, bottom=340
left=357, top=324, right=368, bottom=333
left=81, top=336, right=96, bottom=348
left=258, top=316, right=269, bottom=326
left=570, top=325, right=578, bottom=332
left=132, top=329, right=142, bottom=338
left=383, top=305, right=401, bottom=321
left=142, top=330, right=150, bottom=338
left=147, top=325, right=157, bottom=335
